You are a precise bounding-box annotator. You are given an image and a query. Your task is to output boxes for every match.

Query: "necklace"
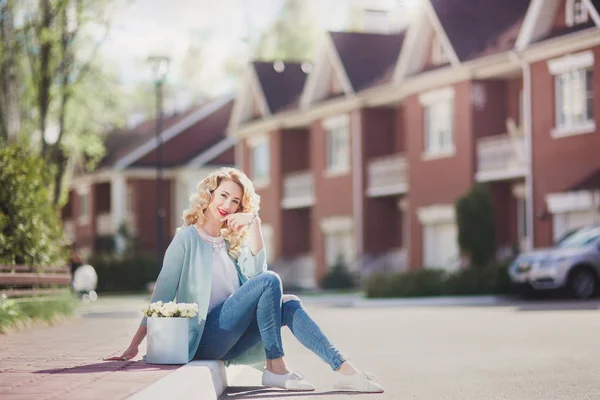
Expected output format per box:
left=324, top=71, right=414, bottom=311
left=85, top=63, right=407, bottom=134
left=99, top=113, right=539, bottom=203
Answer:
left=194, top=225, right=226, bottom=253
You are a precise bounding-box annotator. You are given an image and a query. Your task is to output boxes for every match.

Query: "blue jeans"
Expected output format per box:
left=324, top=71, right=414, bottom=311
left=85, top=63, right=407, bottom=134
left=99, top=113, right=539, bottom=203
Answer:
left=193, top=270, right=347, bottom=371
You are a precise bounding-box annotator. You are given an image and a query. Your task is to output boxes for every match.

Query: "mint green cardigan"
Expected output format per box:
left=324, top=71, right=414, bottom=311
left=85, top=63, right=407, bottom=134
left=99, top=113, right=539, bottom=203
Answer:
left=141, top=225, right=268, bottom=369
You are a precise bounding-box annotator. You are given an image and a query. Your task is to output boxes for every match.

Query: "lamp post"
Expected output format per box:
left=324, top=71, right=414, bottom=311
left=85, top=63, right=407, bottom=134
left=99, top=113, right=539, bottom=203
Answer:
left=148, top=55, right=170, bottom=276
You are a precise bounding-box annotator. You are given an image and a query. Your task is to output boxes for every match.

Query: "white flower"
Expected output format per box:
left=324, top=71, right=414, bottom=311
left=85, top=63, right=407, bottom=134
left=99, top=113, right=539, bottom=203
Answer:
left=144, top=301, right=199, bottom=318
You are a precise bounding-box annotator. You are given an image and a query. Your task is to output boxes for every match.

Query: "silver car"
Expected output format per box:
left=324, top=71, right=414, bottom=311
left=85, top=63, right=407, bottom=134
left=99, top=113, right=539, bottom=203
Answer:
left=509, top=224, right=600, bottom=299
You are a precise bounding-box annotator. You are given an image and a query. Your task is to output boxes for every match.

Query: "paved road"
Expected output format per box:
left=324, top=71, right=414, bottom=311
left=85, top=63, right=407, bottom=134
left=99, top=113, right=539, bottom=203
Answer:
left=222, top=298, right=600, bottom=400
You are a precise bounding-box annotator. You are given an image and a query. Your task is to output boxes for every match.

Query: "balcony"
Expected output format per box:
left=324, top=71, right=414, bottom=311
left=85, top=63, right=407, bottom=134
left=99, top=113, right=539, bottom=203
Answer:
left=281, top=171, right=315, bottom=209
left=476, top=133, right=527, bottom=182
left=366, top=153, right=408, bottom=197
left=96, top=212, right=114, bottom=236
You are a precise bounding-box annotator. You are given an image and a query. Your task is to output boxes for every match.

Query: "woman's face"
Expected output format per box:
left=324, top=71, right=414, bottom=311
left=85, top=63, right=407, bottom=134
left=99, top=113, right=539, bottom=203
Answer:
left=208, top=179, right=243, bottom=222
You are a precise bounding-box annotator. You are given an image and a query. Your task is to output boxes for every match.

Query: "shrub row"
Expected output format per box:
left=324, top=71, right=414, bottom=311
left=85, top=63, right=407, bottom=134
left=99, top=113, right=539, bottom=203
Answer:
left=89, top=253, right=158, bottom=293
left=364, top=263, right=512, bottom=298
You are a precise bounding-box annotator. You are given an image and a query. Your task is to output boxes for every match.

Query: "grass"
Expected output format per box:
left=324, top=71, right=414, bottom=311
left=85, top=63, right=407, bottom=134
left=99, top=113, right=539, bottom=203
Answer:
left=0, top=292, right=79, bottom=334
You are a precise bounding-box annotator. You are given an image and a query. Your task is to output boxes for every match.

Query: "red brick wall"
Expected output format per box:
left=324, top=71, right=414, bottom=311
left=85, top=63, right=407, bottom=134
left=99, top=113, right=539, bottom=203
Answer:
left=74, top=187, right=95, bottom=251
left=280, top=128, right=310, bottom=174
left=490, top=181, right=512, bottom=248
left=281, top=208, right=312, bottom=257
left=395, top=107, right=406, bottom=153
left=363, top=197, right=402, bottom=255
left=129, top=178, right=173, bottom=256
left=472, top=80, right=508, bottom=139
left=246, top=130, right=283, bottom=261
left=507, top=77, right=523, bottom=125
left=361, top=108, right=396, bottom=159
left=94, top=182, right=111, bottom=213
left=360, top=107, right=403, bottom=256
left=310, top=119, right=354, bottom=279
left=404, top=81, right=476, bottom=268
left=530, top=45, right=600, bottom=247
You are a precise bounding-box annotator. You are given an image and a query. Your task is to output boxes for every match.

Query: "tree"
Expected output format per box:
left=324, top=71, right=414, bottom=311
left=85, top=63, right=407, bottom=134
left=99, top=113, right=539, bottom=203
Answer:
left=252, top=0, right=319, bottom=61
left=455, top=183, right=497, bottom=268
left=1, top=0, right=125, bottom=206
left=0, top=141, right=66, bottom=266
left=0, top=0, right=21, bottom=141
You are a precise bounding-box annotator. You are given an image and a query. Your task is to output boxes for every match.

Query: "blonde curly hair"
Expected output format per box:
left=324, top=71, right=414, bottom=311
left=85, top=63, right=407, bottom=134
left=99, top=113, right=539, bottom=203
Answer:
left=182, top=167, right=260, bottom=259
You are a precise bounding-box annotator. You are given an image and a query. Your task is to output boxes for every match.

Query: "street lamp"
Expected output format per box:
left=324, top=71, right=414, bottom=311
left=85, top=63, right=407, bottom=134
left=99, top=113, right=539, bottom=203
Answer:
left=148, top=55, right=170, bottom=276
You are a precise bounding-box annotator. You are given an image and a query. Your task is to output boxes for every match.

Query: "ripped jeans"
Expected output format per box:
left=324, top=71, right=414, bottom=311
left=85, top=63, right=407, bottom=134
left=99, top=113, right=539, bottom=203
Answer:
left=193, top=270, right=347, bottom=371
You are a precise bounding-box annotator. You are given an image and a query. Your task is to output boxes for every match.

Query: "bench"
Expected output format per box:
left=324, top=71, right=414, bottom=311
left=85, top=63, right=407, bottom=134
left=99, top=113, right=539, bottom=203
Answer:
left=0, top=265, right=71, bottom=298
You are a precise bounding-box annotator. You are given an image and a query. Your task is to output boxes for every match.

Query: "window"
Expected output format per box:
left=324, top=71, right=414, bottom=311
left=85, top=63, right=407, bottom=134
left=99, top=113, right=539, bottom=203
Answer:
left=423, top=223, right=459, bottom=270
left=431, top=35, right=449, bottom=65
left=424, top=99, right=454, bottom=155
left=326, top=126, right=350, bottom=173
left=249, top=136, right=270, bottom=187
left=78, top=192, right=89, bottom=224
left=567, top=0, right=589, bottom=26
left=321, top=216, right=355, bottom=271
left=555, top=68, right=594, bottom=132
left=325, top=230, right=355, bottom=270
left=126, top=185, right=135, bottom=213
left=323, top=115, right=350, bottom=175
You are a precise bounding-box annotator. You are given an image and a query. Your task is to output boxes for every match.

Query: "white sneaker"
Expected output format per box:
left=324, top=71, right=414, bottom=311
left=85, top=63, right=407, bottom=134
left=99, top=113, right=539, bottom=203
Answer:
left=262, top=369, right=316, bottom=391
left=334, top=372, right=385, bottom=393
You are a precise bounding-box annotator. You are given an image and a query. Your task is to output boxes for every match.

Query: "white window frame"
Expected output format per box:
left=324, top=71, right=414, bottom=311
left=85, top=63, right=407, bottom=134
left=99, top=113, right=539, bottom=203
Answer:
left=248, top=134, right=270, bottom=189
left=76, top=186, right=90, bottom=225
left=417, top=204, right=459, bottom=270
left=323, top=114, right=350, bottom=177
left=566, top=0, right=590, bottom=27
left=320, top=216, right=355, bottom=271
left=548, top=51, right=595, bottom=138
left=419, top=87, right=455, bottom=160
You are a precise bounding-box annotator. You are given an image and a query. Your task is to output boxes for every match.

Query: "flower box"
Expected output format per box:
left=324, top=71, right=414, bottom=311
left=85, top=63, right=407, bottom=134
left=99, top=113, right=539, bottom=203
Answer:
left=142, top=301, right=199, bottom=365
left=146, top=316, right=189, bottom=364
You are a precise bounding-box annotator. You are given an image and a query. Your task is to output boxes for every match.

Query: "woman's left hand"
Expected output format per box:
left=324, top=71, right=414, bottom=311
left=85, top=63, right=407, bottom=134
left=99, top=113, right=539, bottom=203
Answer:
left=221, top=213, right=257, bottom=232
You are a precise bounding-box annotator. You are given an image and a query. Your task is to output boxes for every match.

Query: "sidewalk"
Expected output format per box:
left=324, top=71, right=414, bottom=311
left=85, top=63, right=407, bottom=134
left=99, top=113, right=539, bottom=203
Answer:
left=0, top=299, right=181, bottom=400
left=0, top=293, right=518, bottom=400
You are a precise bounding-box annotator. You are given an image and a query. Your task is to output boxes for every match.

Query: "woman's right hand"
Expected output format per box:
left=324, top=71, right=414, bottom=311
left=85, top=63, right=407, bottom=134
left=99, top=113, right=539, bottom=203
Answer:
left=104, top=345, right=139, bottom=361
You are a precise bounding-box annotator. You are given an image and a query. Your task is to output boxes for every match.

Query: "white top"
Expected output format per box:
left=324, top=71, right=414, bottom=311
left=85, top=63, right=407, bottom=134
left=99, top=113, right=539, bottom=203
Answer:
left=195, top=226, right=241, bottom=312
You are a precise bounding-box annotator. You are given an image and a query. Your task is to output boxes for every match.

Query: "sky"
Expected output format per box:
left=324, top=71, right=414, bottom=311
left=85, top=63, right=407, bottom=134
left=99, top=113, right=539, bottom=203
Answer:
left=101, top=0, right=351, bottom=92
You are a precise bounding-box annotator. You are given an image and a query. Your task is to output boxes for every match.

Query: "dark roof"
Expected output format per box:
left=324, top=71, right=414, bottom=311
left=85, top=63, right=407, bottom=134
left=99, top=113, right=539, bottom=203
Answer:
left=253, top=62, right=308, bottom=113
left=329, top=31, right=405, bottom=91
left=131, top=99, right=234, bottom=168
left=569, top=168, right=600, bottom=192
left=98, top=104, right=206, bottom=169
left=430, top=0, right=529, bottom=61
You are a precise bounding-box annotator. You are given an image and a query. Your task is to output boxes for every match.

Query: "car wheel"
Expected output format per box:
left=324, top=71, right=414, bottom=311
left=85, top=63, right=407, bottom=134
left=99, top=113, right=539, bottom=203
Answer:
left=568, top=268, right=597, bottom=299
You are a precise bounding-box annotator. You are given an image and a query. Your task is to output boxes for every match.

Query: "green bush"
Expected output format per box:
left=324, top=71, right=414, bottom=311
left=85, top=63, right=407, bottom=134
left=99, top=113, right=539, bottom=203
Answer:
left=365, top=263, right=511, bottom=298
left=455, top=183, right=496, bottom=268
left=321, top=257, right=357, bottom=290
left=89, top=253, right=157, bottom=293
left=0, top=292, right=77, bottom=333
left=0, top=141, right=66, bottom=266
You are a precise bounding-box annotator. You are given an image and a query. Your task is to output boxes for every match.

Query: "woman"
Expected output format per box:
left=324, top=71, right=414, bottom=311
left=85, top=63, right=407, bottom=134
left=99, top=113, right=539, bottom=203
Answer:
left=107, top=167, right=383, bottom=393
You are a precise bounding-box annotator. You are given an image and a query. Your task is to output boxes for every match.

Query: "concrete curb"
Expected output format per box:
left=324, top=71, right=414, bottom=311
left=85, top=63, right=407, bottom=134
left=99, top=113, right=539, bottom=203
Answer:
left=301, top=294, right=515, bottom=308
left=126, top=361, right=245, bottom=400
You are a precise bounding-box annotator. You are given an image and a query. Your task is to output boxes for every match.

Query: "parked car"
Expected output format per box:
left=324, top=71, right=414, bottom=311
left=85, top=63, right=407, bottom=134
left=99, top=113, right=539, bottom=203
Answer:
left=509, top=224, right=600, bottom=299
